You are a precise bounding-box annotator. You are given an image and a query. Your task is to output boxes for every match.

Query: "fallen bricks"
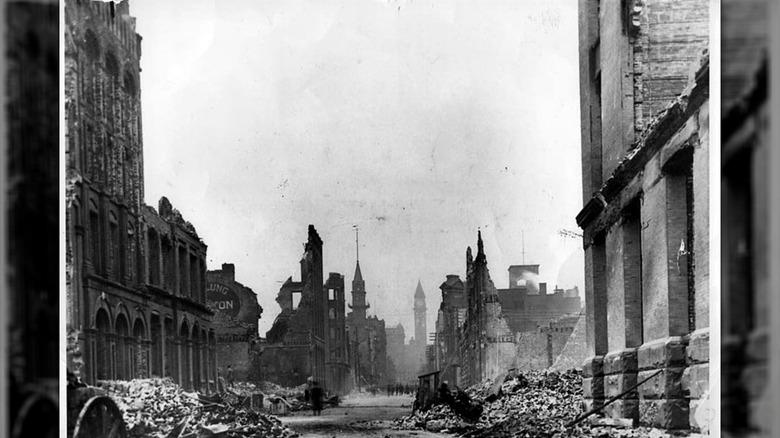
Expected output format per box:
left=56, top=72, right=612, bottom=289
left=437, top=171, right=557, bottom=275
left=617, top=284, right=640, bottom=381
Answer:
left=396, top=370, right=690, bottom=437
left=99, top=378, right=299, bottom=438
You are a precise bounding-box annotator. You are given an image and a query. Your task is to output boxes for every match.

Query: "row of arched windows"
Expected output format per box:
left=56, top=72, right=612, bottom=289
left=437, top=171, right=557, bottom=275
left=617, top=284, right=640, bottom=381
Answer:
left=92, top=307, right=217, bottom=390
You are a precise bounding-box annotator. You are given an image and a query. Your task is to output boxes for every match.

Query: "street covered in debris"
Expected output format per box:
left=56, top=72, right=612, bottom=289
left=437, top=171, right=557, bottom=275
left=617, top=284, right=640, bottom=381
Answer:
left=62, top=0, right=714, bottom=436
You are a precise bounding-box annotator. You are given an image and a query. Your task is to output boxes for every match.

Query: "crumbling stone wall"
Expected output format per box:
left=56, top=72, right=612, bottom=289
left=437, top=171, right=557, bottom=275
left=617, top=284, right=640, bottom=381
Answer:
left=206, top=263, right=262, bottom=382
left=64, top=0, right=217, bottom=393
left=263, top=226, right=328, bottom=389
left=577, top=0, right=710, bottom=430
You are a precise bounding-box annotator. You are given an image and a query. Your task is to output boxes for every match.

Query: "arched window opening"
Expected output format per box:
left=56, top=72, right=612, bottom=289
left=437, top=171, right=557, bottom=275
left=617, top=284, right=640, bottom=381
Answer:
left=126, top=221, right=135, bottom=284
left=115, top=313, right=129, bottom=380
left=123, top=71, right=136, bottom=96
left=95, top=309, right=111, bottom=380
left=109, top=212, right=120, bottom=280
left=148, top=228, right=161, bottom=286
left=133, top=318, right=147, bottom=379
left=164, top=317, right=176, bottom=380
left=180, top=321, right=192, bottom=389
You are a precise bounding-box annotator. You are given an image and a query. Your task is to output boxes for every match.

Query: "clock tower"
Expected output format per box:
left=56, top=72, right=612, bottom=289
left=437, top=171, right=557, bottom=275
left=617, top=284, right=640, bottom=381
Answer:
left=413, top=280, right=427, bottom=362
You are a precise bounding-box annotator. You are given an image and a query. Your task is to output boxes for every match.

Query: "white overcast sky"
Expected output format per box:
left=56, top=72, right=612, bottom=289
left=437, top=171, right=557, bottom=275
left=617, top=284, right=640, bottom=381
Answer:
left=130, top=0, right=585, bottom=339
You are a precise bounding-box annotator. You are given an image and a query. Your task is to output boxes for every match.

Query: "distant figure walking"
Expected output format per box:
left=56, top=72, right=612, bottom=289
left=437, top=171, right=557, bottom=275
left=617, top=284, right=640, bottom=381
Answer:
left=310, top=381, right=324, bottom=416
left=226, top=365, right=235, bottom=386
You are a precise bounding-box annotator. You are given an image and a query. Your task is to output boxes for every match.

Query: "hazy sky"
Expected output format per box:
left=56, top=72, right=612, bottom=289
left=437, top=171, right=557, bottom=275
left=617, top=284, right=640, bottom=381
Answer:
left=130, top=0, right=584, bottom=339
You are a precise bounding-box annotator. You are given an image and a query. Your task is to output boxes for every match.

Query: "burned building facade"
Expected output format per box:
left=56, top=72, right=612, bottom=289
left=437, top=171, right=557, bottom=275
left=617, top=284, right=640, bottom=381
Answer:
left=263, top=225, right=327, bottom=388
left=65, top=0, right=217, bottom=391
left=721, top=0, right=778, bottom=435
left=458, top=232, right=516, bottom=387
left=435, top=248, right=585, bottom=386
left=577, top=0, right=709, bottom=431
left=325, top=273, right=352, bottom=394
left=206, top=264, right=262, bottom=381
left=434, top=275, right=467, bottom=386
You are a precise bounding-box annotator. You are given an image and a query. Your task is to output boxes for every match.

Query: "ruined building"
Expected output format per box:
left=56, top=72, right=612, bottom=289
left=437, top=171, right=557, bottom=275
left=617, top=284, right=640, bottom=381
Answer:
left=458, top=232, right=516, bottom=386
left=434, top=275, right=467, bottom=386
left=206, top=264, right=262, bottom=381
left=263, top=226, right=327, bottom=388
left=65, top=0, right=217, bottom=391
left=434, top=245, right=585, bottom=386
left=721, top=0, right=777, bottom=435
left=367, top=316, right=388, bottom=385
left=577, top=0, right=709, bottom=431
left=325, top=273, right=351, bottom=394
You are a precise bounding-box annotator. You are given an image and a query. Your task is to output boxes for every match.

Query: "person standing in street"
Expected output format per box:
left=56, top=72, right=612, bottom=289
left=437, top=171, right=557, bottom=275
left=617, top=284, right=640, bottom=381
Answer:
left=226, top=365, right=235, bottom=386
left=310, top=381, right=324, bottom=416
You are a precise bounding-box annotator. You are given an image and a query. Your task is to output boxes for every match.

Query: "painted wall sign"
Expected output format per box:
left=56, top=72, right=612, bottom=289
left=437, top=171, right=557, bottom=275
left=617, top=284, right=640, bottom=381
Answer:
left=206, top=282, right=241, bottom=317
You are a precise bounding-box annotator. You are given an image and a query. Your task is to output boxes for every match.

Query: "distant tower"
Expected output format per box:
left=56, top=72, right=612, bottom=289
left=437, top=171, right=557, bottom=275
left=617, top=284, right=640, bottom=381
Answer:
left=413, top=280, right=427, bottom=356
left=350, top=227, right=369, bottom=320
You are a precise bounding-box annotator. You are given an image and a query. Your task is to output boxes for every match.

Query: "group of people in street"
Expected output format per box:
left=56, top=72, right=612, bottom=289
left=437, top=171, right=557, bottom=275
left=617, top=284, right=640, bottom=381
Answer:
left=386, top=382, right=415, bottom=396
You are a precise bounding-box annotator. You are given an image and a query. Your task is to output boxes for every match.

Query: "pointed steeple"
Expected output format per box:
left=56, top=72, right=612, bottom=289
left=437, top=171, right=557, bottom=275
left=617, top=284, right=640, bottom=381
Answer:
left=354, top=261, right=363, bottom=283
left=415, top=279, right=425, bottom=299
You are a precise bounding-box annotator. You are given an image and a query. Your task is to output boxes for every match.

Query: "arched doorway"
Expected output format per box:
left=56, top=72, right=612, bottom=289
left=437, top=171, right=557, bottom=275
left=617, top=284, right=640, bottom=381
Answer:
left=133, top=318, right=147, bottom=378
left=192, top=323, right=201, bottom=390
left=180, top=321, right=191, bottom=389
left=115, top=314, right=129, bottom=380
left=94, top=309, right=111, bottom=381
left=164, top=317, right=175, bottom=380
left=150, top=314, right=162, bottom=377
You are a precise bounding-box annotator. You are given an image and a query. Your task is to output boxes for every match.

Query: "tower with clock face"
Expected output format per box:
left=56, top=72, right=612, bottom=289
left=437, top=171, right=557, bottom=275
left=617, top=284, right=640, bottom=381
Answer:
left=413, top=280, right=427, bottom=362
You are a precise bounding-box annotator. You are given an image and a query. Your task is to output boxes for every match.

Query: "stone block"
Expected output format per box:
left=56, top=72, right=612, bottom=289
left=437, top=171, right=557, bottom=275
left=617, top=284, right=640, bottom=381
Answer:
left=689, top=397, right=712, bottom=433
left=638, top=337, right=687, bottom=370
left=583, top=376, right=605, bottom=399
left=604, top=348, right=638, bottom=375
left=637, top=367, right=685, bottom=399
left=686, top=328, right=709, bottom=364
left=583, top=355, right=604, bottom=377
left=604, top=399, right=639, bottom=422
left=582, top=397, right=602, bottom=413
left=638, top=398, right=690, bottom=429
left=682, top=362, right=709, bottom=399
left=605, top=373, right=638, bottom=398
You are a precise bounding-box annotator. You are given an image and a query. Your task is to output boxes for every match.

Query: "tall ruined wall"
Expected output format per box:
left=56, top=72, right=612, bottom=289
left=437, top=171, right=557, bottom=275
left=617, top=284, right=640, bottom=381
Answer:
left=263, top=225, right=328, bottom=388
left=65, top=0, right=144, bottom=213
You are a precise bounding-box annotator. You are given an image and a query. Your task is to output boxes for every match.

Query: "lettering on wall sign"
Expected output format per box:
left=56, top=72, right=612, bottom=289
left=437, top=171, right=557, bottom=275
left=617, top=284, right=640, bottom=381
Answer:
left=206, top=282, right=241, bottom=317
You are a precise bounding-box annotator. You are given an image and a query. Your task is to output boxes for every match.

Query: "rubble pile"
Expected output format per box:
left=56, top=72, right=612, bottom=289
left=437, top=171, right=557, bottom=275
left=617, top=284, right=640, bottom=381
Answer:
left=398, top=370, right=679, bottom=437
left=101, top=379, right=297, bottom=438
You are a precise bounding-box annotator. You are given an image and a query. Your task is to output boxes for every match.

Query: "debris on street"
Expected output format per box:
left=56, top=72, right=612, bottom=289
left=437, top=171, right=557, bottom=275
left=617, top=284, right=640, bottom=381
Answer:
left=396, top=370, right=688, bottom=437
left=100, top=378, right=298, bottom=438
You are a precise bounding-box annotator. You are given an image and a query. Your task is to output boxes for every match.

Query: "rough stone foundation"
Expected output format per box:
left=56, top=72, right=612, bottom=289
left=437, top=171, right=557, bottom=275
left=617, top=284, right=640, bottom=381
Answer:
left=637, top=337, right=689, bottom=429
left=604, top=348, right=638, bottom=422
left=582, top=355, right=605, bottom=412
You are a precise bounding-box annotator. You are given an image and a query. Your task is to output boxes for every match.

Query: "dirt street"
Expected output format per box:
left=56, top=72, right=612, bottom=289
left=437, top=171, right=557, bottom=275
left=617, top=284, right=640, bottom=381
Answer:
left=279, top=394, right=445, bottom=438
